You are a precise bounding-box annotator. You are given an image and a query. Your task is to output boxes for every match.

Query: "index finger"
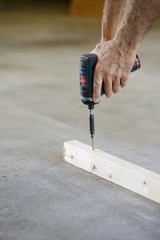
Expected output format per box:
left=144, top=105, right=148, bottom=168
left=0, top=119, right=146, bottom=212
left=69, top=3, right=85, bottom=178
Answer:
left=92, top=70, right=102, bottom=103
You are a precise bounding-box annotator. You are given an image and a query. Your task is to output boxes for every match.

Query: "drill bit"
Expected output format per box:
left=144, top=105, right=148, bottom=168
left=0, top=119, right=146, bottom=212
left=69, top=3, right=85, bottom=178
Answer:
left=91, top=136, right=94, bottom=151
left=89, top=105, right=95, bottom=151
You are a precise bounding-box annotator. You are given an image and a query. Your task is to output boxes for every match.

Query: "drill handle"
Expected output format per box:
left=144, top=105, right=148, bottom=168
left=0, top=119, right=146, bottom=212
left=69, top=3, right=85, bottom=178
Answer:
left=80, top=54, right=141, bottom=102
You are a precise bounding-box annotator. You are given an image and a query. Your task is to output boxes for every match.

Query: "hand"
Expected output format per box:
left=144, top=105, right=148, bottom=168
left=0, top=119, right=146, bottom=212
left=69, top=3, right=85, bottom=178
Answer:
left=91, top=40, right=137, bottom=103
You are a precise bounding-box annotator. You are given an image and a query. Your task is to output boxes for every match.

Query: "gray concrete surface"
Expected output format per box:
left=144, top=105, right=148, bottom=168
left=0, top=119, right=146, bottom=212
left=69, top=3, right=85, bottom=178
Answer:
left=0, top=2, right=160, bottom=240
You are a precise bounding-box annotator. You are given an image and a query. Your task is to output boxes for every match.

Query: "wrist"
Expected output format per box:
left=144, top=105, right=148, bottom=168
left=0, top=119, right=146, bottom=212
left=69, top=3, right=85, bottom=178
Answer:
left=113, top=27, right=140, bottom=56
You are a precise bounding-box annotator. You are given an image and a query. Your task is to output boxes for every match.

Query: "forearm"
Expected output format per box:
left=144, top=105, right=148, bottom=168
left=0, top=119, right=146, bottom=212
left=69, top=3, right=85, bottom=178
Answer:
left=102, top=0, right=125, bottom=41
left=114, top=0, right=160, bottom=53
left=92, top=0, right=160, bottom=102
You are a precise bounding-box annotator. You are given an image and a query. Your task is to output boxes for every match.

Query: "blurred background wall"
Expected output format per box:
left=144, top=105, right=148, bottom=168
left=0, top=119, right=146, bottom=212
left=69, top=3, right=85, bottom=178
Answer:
left=0, top=0, right=159, bottom=18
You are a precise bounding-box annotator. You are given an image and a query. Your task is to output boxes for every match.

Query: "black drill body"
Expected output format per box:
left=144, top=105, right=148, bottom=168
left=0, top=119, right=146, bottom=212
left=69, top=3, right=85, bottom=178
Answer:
left=80, top=53, right=141, bottom=150
left=80, top=54, right=98, bottom=149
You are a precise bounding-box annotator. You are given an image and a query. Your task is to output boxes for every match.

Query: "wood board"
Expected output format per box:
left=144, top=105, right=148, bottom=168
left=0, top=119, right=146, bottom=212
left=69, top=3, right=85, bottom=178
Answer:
left=64, top=140, right=160, bottom=204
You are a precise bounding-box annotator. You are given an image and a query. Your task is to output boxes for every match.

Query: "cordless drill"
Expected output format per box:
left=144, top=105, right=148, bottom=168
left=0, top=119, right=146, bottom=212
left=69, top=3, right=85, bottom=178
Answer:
left=80, top=54, right=141, bottom=150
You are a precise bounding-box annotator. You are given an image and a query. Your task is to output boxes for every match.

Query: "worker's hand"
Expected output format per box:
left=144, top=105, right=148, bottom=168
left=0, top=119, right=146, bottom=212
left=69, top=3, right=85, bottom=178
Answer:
left=91, top=40, right=136, bottom=103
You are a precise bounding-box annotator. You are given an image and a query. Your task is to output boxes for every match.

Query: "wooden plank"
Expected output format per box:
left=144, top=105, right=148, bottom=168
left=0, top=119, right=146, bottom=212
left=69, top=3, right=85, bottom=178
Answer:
left=64, top=140, right=160, bottom=204
left=69, top=0, right=104, bottom=16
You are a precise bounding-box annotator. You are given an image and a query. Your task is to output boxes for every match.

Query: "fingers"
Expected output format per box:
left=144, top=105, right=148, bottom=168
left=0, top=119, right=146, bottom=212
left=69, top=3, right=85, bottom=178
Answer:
left=104, top=74, right=128, bottom=97
left=104, top=78, right=112, bottom=98
left=93, top=71, right=128, bottom=103
left=93, top=71, right=102, bottom=103
left=104, top=75, right=120, bottom=97
left=120, top=76, right=128, bottom=88
left=112, top=78, right=120, bottom=94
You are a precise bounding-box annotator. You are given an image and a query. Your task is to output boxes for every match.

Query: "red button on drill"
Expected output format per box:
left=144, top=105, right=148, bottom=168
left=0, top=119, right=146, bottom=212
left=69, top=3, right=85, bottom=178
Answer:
left=80, top=76, right=86, bottom=86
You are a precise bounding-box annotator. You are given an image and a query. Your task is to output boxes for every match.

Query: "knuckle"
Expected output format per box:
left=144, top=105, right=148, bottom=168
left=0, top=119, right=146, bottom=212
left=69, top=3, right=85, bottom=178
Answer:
left=93, top=81, right=101, bottom=88
left=115, top=74, right=121, bottom=80
left=114, top=81, right=120, bottom=87
left=96, top=43, right=101, bottom=50
left=122, top=74, right=128, bottom=80
left=105, top=87, right=112, bottom=92
left=106, top=71, right=113, bottom=77
left=113, top=83, right=119, bottom=93
left=95, top=64, right=102, bottom=72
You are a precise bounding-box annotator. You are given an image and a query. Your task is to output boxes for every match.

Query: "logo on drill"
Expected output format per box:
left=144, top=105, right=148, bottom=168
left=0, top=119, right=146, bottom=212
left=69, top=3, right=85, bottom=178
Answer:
left=80, top=76, right=86, bottom=87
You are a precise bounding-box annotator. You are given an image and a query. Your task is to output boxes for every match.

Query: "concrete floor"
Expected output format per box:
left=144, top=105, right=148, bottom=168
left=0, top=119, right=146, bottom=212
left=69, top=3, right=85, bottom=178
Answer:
left=0, top=2, right=160, bottom=240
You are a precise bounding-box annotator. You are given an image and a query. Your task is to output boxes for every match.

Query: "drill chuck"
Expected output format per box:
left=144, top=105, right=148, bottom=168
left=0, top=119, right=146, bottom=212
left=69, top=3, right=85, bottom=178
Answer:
left=89, top=105, right=95, bottom=138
